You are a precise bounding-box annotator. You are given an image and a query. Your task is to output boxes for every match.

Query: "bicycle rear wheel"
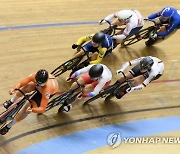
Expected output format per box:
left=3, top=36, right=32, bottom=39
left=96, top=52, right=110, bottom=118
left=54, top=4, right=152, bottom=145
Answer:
left=46, top=92, right=70, bottom=111
left=121, top=26, right=155, bottom=47
left=51, top=56, right=82, bottom=77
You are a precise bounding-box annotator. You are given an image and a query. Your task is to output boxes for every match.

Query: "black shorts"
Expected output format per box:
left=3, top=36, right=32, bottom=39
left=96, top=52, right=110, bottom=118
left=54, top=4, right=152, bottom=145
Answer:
left=129, top=65, right=148, bottom=79
left=31, top=90, right=42, bottom=107
left=30, top=90, right=54, bottom=107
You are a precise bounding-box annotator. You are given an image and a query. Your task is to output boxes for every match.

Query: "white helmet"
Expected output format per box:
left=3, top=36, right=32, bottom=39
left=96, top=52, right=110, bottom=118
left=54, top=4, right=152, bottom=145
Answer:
left=116, top=10, right=133, bottom=22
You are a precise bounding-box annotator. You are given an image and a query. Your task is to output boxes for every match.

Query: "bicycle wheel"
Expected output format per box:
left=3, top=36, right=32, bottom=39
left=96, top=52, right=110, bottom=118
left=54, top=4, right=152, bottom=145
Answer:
left=46, top=92, right=70, bottom=111
left=0, top=98, right=26, bottom=128
left=51, top=56, right=82, bottom=77
left=69, top=59, right=90, bottom=77
left=121, top=26, right=155, bottom=47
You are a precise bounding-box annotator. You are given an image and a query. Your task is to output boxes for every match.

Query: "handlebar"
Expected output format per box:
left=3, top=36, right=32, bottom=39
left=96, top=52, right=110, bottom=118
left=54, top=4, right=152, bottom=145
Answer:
left=14, top=88, right=35, bottom=103
left=143, top=18, right=157, bottom=25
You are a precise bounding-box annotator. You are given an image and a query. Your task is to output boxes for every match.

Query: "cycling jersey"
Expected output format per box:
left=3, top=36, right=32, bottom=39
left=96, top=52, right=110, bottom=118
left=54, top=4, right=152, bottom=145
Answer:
left=73, top=64, right=112, bottom=97
left=129, top=56, right=164, bottom=86
left=12, top=73, right=58, bottom=113
left=148, top=7, right=180, bottom=37
left=103, top=10, right=144, bottom=40
left=76, top=34, right=113, bottom=64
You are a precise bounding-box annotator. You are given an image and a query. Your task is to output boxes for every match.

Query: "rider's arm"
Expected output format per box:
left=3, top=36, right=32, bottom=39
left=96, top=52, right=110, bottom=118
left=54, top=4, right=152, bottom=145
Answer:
left=90, top=47, right=107, bottom=64
left=101, top=13, right=116, bottom=24
left=112, top=23, right=135, bottom=40
left=112, top=34, right=126, bottom=40
left=76, top=34, right=93, bottom=45
left=116, top=62, right=130, bottom=74
left=117, top=57, right=143, bottom=74
left=148, top=11, right=161, bottom=19
left=71, top=65, right=93, bottom=78
left=83, top=79, right=107, bottom=97
left=12, top=73, right=34, bottom=91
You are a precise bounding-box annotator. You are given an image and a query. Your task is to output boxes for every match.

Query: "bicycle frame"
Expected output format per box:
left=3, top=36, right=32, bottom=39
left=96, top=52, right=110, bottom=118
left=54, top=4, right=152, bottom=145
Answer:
left=121, top=19, right=160, bottom=47
left=51, top=46, right=91, bottom=77
left=46, top=78, right=84, bottom=112
left=0, top=89, right=35, bottom=129
left=83, top=71, right=132, bottom=105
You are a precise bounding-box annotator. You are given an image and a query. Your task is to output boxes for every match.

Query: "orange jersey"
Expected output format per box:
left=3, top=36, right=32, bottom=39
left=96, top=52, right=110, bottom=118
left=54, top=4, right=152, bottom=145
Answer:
left=13, top=73, right=59, bottom=113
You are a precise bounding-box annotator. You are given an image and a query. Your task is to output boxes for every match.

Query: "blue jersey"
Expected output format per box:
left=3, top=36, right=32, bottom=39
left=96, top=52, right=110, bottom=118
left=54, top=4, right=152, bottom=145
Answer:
left=101, top=34, right=113, bottom=52
left=148, top=7, right=180, bottom=37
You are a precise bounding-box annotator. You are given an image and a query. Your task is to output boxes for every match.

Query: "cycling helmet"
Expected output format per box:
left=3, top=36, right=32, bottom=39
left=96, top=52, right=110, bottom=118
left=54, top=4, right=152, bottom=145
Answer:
left=89, top=64, right=103, bottom=78
left=161, top=7, right=174, bottom=18
left=35, top=69, right=49, bottom=86
left=92, top=32, right=105, bottom=44
left=117, top=10, right=133, bottom=22
left=140, top=57, right=154, bottom=71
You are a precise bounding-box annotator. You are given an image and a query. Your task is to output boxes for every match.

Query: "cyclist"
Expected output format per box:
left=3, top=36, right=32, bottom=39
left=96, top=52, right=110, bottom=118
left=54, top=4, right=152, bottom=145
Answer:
left=114, top=56, right=164, bottom=99
left=63, top=64, right=112, bottom=112
left=72, top=32, right=114, bottom=65
left=99, top=9, right=144, bottom=47
left=0, top=69, right=59, bottom=135
left=146, top=6, right=180, bottom=46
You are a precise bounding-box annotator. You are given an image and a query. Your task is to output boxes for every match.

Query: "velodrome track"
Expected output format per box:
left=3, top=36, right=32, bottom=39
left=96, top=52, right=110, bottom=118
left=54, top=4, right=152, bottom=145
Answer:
left=0, top=0, right=180, bottom=153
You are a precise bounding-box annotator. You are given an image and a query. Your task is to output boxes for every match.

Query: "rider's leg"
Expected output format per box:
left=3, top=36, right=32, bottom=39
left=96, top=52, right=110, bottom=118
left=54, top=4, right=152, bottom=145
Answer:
left=70, top=76, right=86, bottom=90
left=63, top=76, right=86, bottom=112
left=1, top=101, right=32, bottom=135
left=74, top=50, right=85, bottom=58
left=115, top=64, right=146, bottom=99
left=90, top=53, right=98, bottom=61
left=4, top=82, right=35, bottom=109
left=117, top=72, right=134, bottom=83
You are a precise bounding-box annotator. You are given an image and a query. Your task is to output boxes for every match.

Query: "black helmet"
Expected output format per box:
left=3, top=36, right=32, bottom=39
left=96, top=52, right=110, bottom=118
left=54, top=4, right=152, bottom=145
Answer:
left=89, top=64, right=103, bottom=78
left=140, top=57, right=154, bottom=70
left=92, top=32, right=105, bottom=44
left=35, top=69, right=49, bottom=86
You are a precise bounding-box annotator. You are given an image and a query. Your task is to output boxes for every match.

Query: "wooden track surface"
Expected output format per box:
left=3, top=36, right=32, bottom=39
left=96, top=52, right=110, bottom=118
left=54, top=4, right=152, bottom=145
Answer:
left=0, top=0, right=179, bottom=153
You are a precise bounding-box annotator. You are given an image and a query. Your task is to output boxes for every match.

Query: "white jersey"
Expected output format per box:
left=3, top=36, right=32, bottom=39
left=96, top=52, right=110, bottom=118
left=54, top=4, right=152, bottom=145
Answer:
left=76, top=64, right=112, bottom=95
left=122, top=10, right=144, bottom=35
left=104, top=10, right=144, bottom=36
left=130, top=56, right=164, bottom=86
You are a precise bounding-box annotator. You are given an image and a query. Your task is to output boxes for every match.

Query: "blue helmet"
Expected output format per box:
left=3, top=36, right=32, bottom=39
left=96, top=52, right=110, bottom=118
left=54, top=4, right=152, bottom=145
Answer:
left=161, top=7, right=174, bottom=18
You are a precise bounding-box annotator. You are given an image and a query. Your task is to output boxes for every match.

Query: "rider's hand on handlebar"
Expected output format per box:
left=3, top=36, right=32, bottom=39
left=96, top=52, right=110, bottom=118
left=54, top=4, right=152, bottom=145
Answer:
left=98, top=19, right=104, bottom=25
left=9, top=89, right=15, bottom=95
left=26, top=107, right=32, bottom=114
left=126, top=87, right=132, bottom=93
left=72, top=44, right=79, bottom=49
left=143, top=18, right=149, bottom=21
left=116, top=69, right=123, bottom=75
left=66, top=77, right=72, bottom=82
